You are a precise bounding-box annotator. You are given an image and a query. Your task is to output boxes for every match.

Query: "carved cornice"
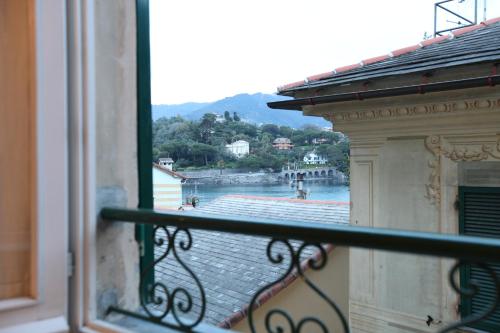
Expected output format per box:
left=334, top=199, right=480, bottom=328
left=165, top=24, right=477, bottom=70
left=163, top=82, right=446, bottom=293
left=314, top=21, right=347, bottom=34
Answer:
left=323, top=99, right=500, bottom=123
left=424, top=135, right=500, bottom=205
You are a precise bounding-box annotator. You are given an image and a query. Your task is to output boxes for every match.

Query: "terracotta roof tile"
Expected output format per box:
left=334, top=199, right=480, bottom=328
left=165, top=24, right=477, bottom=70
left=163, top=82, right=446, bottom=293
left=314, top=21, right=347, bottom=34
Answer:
left=361, top=54, right=389, bottom=66
left=278, top=80, right=307, bottom=92
left=391, top=44, right=421, bottom=57
left=451, top=24, right=484, bottom=37
left=418, top=34, right=449, bottom=47
left=335, top=63, right=361, bottom=73
left=277, top=17, right=500, bottom=93
left=483, top=17, right=500, bottom=25
left=225, top=194, right=350, bottom=206
left=307, top=71, right=335, bottom=82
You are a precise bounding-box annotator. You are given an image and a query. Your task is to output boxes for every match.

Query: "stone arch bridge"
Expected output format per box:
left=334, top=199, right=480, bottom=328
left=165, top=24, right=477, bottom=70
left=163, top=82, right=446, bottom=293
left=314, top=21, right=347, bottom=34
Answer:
left=279, top=167, right=346, bottom=182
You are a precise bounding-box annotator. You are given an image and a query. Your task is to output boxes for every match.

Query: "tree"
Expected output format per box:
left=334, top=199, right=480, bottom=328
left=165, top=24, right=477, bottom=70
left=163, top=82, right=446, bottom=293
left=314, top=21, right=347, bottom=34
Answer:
left=233, top=112, right=240, bottom=122
left=261, top=124, right=280, bottom=137
left=224, top=110, right=232, bottom=122
left=279, top=126, right=294, bottom=138
left=158, top=140, right=189, bottom=161
left=199, top=113, right=217, bottom=143
left=190, top=143, right=218, bottom=166
left=151, top=114, right=350, bottom=174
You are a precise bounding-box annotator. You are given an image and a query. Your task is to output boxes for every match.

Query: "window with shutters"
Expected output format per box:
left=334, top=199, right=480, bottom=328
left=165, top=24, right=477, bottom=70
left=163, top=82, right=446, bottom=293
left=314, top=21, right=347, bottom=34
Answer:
left=459, top=186, right=500, bottom=332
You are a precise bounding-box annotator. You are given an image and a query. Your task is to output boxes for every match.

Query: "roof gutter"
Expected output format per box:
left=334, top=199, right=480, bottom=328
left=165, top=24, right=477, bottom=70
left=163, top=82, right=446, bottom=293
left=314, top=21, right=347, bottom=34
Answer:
left=267, top=74, right=500, bottom=111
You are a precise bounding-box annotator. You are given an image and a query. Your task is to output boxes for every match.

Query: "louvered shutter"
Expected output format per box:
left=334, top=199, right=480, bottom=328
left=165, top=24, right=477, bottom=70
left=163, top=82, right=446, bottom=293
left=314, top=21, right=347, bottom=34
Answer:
left=459, top=187, right=500, bottom=332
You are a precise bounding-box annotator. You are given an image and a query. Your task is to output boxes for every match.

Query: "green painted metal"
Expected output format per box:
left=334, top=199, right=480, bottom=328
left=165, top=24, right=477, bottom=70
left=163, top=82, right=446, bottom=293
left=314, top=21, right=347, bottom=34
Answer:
left=135, top=0, right=154, bottom=300
left=459, top=186, right=500, bottom=332
left=107, top=306, right=235, bottom=333
left=101, top=207, right=500, bottom=262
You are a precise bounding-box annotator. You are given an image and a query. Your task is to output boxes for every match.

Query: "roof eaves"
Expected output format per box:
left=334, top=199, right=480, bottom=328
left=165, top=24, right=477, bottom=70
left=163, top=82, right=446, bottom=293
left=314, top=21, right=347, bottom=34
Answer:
left=153, top=163, right=188, bottom=179
left=277, top=17, right=500, bottom=94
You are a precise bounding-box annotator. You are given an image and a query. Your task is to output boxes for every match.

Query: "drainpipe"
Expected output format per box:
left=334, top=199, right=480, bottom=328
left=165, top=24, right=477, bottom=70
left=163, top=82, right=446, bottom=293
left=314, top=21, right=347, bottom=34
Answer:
left=268, top=74, right=500, bottom=111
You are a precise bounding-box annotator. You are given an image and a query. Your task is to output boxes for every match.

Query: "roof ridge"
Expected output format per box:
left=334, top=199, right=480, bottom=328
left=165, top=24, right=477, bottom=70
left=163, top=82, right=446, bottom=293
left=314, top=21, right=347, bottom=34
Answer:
left=277, top=16, right=500, bottom=93
left=220, top=194, right=350, bottom=205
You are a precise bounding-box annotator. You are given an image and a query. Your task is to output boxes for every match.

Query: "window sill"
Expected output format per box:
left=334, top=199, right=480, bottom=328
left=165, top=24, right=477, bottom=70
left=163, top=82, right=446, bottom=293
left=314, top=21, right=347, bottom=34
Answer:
left=0, top=297, right=38, bottom=313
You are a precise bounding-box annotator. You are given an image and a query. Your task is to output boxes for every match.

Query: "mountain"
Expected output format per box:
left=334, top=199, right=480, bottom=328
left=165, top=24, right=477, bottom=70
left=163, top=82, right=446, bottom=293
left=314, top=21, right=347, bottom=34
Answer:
left=152, top=93, right=330, bottom=128
left=152, top=102, right=210, bottom=121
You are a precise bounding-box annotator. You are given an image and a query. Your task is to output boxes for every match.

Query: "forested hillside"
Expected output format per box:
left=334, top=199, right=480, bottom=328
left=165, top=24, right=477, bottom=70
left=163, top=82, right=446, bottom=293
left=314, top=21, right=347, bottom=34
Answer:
left=153, top=113, right=349, bottom=173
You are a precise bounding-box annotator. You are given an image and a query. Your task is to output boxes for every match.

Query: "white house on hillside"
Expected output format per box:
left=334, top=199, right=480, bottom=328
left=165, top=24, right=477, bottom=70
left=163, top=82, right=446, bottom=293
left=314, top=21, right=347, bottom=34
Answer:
left=303, top=151, right=328, bottom=165
left=225, top=140, right=249, bottom=158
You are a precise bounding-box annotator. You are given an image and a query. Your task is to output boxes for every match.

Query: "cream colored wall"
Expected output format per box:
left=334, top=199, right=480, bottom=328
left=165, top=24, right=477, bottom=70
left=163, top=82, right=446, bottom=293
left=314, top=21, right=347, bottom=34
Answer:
left=94, top=0, right=140, bottom=318
left=95, top=0, right=138, bottom=204
left=153, top=168, right=183, bottom=210
left=234, top=247, right=349, bottom=333
left=304, top=84, right=500, bottom=332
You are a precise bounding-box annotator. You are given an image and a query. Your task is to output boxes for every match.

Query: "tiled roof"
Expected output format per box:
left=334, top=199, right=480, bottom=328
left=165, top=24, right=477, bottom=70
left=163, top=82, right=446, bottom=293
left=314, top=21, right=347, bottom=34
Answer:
left=278, top=17, right=500, bottom=93
left=190, top=195, right=349, bottom=225
left=154, top=195, right=349, bottom=328
left=273, top=137, right=292, bottom=144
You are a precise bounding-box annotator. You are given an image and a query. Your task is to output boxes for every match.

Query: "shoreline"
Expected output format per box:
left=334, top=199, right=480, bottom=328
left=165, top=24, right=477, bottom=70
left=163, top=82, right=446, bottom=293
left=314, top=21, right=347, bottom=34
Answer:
left=183, top=170, right=347, bottom=186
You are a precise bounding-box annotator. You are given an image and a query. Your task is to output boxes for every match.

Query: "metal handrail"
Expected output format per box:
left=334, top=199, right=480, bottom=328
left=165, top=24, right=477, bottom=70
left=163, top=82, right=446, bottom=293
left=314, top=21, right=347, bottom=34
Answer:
left=101, top=207, right=500, bottom=262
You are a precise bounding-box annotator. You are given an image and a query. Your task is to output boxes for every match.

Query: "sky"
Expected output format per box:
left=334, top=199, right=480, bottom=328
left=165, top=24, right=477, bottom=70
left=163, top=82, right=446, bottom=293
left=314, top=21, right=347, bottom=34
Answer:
left=150, top=0, right=500, bottom=105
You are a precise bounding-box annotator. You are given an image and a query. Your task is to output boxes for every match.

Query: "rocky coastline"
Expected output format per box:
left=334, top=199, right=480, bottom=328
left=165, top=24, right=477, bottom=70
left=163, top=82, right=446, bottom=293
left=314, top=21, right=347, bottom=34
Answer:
left=182, top=169, right=347, bottom=185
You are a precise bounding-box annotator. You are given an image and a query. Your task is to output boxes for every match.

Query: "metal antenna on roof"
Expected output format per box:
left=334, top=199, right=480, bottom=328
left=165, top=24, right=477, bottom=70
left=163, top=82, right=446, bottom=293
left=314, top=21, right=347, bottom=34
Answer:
left=434, top=0, right=478, bottom=37
left=483, top=0, right=487, bottom=22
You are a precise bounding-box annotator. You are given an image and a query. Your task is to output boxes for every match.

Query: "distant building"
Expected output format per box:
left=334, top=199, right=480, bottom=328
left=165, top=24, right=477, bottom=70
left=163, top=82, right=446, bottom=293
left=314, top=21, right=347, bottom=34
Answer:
left=303, top=151, right=328, bottom=165
left=158, top=157, right=174, bottom=170
left=272, top=137, right=294, bottom=150
left=225, top=140, right=249, bottom=158
left=153, top=163, right=187, bottom=210
left=312, top=137, right=329, bottom=144
left=209, top=112, right=225, bottom=123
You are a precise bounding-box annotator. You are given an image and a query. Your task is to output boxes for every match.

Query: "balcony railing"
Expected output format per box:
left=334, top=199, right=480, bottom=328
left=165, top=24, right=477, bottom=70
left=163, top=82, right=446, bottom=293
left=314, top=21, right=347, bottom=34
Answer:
left=101, top=207, right=500, bottom=333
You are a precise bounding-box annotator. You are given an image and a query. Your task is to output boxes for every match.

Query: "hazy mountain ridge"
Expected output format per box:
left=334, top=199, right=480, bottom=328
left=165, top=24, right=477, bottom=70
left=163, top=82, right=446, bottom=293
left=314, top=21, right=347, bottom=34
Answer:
left=152, top=93, right=329, bottom=128
left=152, top=102, right=210, bottom=120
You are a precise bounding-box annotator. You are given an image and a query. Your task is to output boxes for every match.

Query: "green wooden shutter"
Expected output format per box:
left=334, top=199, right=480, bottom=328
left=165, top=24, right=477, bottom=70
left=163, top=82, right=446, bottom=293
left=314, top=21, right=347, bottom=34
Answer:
left=459, top=187, right=500, bottom=332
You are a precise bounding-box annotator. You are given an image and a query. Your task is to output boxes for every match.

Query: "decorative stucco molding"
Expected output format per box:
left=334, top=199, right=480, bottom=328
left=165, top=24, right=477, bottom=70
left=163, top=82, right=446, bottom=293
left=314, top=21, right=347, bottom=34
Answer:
left=323, top=98, right=500, bottom=123
left=424, top=135, right=500, bottom=204
left=424, top=136, right=442, bottom=205
left=483, top=139, right=500, bottom=159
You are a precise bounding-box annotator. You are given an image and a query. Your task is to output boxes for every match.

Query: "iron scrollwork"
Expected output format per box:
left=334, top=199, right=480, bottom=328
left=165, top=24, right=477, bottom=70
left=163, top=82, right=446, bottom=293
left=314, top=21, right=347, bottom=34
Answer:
left=438, top=261, right=500, bottom=333
left=140, top=226, right=206, bottom=329
left=248, top=239, right=349, bottom=333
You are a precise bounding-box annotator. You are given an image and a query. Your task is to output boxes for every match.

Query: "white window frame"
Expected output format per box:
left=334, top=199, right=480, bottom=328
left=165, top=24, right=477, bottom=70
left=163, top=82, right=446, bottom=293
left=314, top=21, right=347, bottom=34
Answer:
left=67, top=2, right=137, bottom=332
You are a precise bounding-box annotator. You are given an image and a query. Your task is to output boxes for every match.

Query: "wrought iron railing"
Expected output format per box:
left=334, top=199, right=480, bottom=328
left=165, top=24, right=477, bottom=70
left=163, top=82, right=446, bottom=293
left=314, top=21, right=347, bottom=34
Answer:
left=101, top=207, right=500, bottom=333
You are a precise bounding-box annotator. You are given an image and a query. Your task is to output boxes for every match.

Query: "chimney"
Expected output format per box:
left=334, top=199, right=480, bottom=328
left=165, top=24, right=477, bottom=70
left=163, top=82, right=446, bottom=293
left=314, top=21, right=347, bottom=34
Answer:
left=296, top=172, right=307, bottom=199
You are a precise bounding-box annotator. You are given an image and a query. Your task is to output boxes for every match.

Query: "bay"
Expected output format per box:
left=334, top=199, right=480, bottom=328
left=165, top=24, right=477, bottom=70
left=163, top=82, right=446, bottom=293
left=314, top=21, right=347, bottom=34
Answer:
left=182, top=180, right=350, bottom=207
